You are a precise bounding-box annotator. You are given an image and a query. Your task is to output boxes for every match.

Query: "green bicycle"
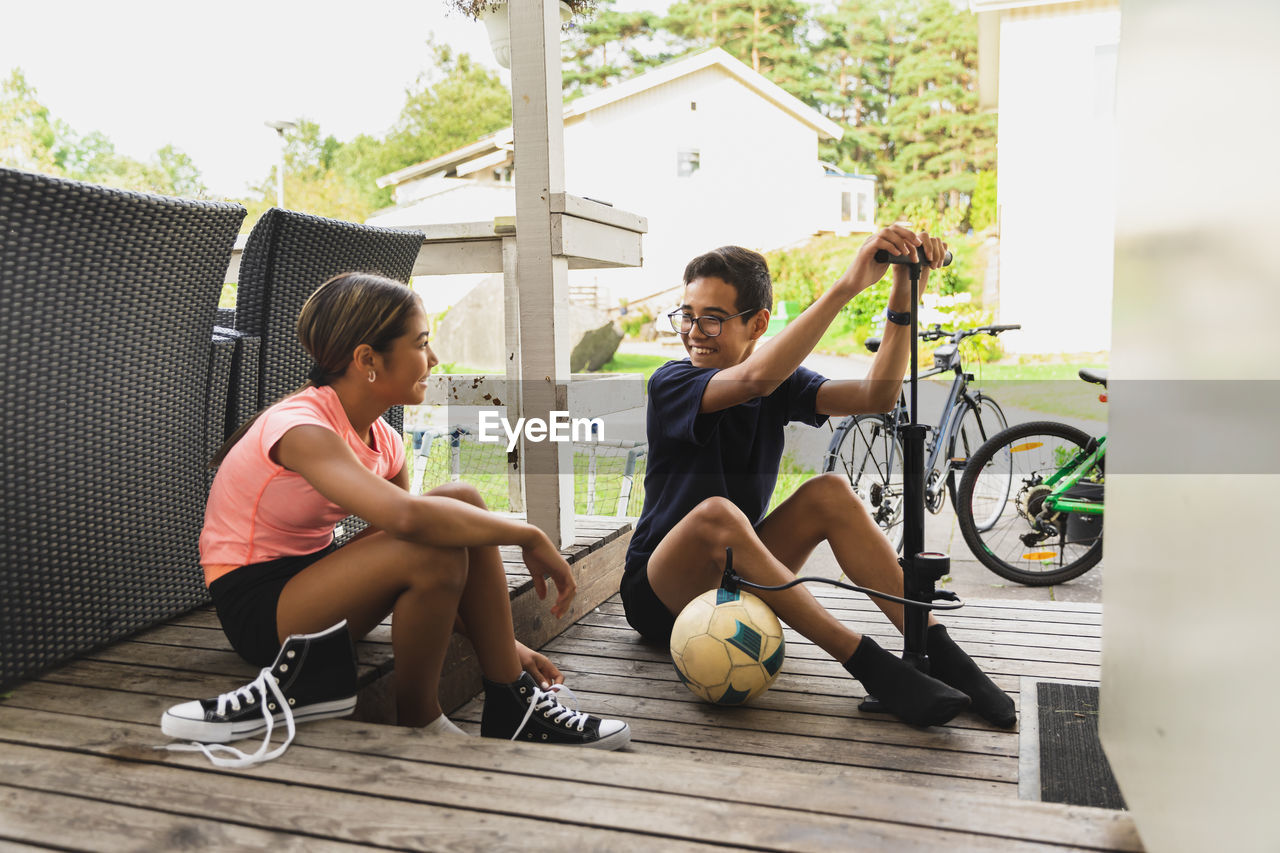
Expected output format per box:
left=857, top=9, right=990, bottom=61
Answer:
left=953, top=369, right=1107, bottom=586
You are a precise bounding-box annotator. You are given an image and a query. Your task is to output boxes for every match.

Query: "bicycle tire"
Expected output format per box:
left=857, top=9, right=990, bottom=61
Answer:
left=824, top=414, right=906, bottom=552
left=955, top=420, right=1103, bottom=586
left=946, top=393, right=1009, bottom=525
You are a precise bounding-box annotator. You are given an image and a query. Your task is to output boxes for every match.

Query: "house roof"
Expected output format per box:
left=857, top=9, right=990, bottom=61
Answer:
left=377, top=47, right=843, bottom=189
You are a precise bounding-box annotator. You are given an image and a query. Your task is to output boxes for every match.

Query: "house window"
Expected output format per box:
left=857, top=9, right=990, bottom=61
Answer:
left=677, top=149, right=700, bottom=177
left=857, top=191, right=869, bottom=222
left=841, top=192, right=852, bottom=222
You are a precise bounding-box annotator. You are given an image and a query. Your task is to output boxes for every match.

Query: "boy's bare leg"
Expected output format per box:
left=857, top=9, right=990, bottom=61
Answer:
left=754, top=473, right=934, bottom=632
left=755, top=473, right=1015, bottom=727
left=644, top=495, right=968, bottom=726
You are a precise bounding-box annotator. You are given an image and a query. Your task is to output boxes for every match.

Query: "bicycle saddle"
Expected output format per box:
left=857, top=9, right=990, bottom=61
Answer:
left=864, top=336, right=881, bottom=353
left=1079, top=368, right=1108, bottom=387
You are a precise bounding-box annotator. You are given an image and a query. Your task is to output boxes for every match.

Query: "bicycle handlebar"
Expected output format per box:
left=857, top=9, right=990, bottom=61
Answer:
left=912, top=323, right=1022, bottom=343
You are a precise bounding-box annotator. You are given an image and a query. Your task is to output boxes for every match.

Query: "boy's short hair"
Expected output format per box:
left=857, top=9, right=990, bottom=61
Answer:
left=683, top=246, right=773, bottom=318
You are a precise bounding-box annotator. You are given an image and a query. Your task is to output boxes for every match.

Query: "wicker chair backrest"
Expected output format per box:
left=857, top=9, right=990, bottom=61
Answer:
left=235, top=208, right=423, bottom=434
left=0, top=167, right=245, bottom=688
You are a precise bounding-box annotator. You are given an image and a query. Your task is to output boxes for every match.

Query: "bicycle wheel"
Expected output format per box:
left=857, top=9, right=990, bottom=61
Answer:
left=956, top=421, right=1103, bottom=585
left=824, top=414, right=905, bottom=551
left=946, top=392, right=1009, bottom=527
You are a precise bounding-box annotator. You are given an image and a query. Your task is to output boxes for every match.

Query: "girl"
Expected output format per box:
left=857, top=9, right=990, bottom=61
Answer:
left=163, top=272, right=629, bottom=760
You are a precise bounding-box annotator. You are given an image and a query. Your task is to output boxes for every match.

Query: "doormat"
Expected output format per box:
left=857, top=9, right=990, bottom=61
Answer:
left=1036, top=681, right=1127, bottom=810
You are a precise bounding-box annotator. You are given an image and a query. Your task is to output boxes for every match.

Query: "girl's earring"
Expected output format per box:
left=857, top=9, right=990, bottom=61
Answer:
left=368, top=370, right=376, bottom=383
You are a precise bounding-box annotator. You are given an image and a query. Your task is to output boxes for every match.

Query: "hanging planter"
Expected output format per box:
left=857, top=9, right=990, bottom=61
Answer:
left=448, top=0, right=595, bottom=69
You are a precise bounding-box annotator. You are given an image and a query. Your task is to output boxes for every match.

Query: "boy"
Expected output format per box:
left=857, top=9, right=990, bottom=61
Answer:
left=621, top=226, right=1015, bottom=728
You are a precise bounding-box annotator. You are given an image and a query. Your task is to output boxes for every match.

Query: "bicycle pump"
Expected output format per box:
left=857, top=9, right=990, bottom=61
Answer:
left=860, top=245, right=958, bottom=711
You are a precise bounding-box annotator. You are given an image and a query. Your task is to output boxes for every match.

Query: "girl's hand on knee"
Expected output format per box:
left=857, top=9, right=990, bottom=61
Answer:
left=516, top=641, right=564, bottom=689
left=521, top=530, right=577, bottom=618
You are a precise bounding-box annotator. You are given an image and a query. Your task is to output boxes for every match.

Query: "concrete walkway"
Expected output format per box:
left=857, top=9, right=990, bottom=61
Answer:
left=616, top=338, right=1105, bottom=604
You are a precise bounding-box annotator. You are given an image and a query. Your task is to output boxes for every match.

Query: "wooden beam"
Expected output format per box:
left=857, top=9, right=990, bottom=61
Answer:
left=421, top=374, right=643, bottom=417
left=549, top=192, right=649, bottom=232
left=510, top=0, right=574, bottom=547
left=501, top=235, right=525, bottom=512
left=553, top=214, right=644, bottom=269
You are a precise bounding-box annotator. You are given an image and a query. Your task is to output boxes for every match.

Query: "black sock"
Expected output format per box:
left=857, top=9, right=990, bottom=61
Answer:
left=926, top=624, right=1016, bottom=728
left=843, top=636, right=969, bottom=728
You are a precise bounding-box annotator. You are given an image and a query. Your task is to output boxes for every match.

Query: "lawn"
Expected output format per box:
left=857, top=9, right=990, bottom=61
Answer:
left=595, top=352, right=672, bottom=384
left=956, top=358, right=1109, bottom=423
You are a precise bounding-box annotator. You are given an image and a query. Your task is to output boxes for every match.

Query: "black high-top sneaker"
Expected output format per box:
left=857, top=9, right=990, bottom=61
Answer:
left=480, top=672, right=630, bottom=750
left=160, top=620, right=357, bottom=766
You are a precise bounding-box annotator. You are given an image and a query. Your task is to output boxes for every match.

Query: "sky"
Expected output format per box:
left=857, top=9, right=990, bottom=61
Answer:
left=1, top=0, right=665, bottom=198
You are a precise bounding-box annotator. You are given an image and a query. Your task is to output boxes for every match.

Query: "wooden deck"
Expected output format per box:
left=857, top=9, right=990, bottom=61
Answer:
left=0, top=536, right=1140, bottom=851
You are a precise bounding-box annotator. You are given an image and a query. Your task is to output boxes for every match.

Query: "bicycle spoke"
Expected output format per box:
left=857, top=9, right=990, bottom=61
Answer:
left=956, top=421, right=1103, bottom=586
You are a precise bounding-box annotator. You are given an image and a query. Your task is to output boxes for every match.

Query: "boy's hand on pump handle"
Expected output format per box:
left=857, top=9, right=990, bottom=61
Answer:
left=834, top=224, right=948, bottom=303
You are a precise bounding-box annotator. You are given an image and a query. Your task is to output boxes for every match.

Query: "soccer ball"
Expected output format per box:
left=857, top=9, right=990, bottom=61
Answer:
left=670, top=587, right=786, bottom=706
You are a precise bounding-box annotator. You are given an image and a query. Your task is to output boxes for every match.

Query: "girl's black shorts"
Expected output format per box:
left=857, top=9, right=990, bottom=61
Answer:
left=208, top=544, right=336, bottom=667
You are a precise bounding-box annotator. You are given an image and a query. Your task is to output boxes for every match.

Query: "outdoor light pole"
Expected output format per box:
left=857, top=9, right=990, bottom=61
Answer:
left=264, top=120, right=297, bottom=208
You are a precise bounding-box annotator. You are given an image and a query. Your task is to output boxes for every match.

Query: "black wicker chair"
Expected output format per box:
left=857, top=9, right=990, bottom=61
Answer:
left=0, top=167, right=245, bottom=689
left=234, top=208, right=424, bottom=435
left=212, top=326, right=260, bottom=446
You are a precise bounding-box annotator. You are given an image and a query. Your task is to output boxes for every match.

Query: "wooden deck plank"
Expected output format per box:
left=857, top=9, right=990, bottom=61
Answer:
left=0, top=741, right=705, bottom=852
left=592, top=599, right=1103, bottom=651
left=20, top=657, right=1016, bottom=780
left=558, top=619, right=1101, bottom=683
left=0, top=693, right=1140, bottom=852
left=0, top=707, right=1082, bottom=853
left=0, top=783, right=367, bottom=851
left=585, top=606, right=1102, bottom=663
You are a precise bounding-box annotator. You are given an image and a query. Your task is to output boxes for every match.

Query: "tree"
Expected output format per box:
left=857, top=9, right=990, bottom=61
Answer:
left=663, top=0, right=813, bottom=103
left=2, top=67, right=210, bottom=197
left=562, top=0, right=680, bottom=98
left=350, top=42, right=512, bottom=211
left=384, top=43, right=510, bottom=169
left=809, top=0, right=892, bottom=176
left=238, top=44, right=511, bottom=225
left=1, top=69, right=66, bottom=174
left=882, top=0, right=995, bottom=218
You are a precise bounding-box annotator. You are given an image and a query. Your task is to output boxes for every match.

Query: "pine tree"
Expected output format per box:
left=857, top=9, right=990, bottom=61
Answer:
left=883, top=0, right=994, bottom=218
left=562, top=1, right=679, bottom=98
left=663, top=0, right=813, bottom=103
left=810, top=0, right=891, bottom=176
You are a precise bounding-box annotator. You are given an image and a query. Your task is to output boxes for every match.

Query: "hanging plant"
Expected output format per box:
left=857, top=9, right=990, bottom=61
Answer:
left=444, top=0, right=597, bottom=21
left=447, top=0, right=597, bottom=68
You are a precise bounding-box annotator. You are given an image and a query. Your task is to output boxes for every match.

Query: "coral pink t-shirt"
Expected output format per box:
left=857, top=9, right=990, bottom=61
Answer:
left=199, top=385, right=405, bottom=585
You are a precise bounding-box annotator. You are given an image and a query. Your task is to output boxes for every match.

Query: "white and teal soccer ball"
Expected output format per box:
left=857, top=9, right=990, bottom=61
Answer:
left=670, top=587, right=786, bottom=706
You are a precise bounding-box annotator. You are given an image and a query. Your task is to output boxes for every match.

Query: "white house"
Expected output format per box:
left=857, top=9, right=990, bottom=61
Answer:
left=971, top=0, right=1120, bottom=354
left=371, top=47, right=875, bottom=312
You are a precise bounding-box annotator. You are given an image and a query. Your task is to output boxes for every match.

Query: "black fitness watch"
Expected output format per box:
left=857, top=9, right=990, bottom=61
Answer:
left=885, top=307, right=912, bottom=327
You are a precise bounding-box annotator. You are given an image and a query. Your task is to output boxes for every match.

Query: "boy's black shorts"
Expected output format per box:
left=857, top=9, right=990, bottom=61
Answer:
left=620, top=562, right=677, bottom=646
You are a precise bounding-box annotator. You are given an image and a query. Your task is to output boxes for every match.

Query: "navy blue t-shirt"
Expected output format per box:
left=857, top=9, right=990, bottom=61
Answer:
left=624, top=359, right=829, bottom=581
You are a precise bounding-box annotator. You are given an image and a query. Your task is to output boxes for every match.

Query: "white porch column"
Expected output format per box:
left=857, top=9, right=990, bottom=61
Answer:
left=509, top=0, right=574, bottom=546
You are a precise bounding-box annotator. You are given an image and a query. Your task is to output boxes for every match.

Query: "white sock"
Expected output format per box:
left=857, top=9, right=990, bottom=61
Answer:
left=422, top=714, right=468, bottom=736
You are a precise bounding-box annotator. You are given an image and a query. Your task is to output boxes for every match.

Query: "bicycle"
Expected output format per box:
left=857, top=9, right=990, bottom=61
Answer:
left=954, top=369, right=1107, bottom=585
left=822, top=322, right=1021, bottom=552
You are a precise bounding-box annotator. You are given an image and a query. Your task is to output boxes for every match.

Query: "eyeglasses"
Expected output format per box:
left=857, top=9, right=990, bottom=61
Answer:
left=667, top=308, right=757, bottom=337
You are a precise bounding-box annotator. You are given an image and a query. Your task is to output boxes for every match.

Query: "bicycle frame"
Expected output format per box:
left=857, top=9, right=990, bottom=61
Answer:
left=1042, top=436, right=1107, bottom=516
left=882, top=360, right=980, bottom=503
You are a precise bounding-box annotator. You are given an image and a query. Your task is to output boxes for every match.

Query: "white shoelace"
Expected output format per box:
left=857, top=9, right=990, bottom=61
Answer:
left=510, top=682, right=590, bottom=741
left=159, top=668, right=296, bottom=768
